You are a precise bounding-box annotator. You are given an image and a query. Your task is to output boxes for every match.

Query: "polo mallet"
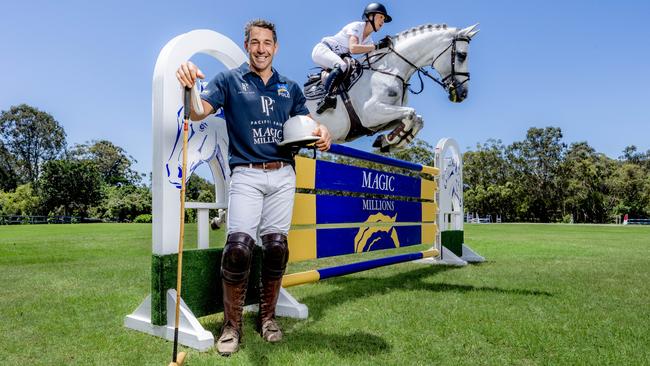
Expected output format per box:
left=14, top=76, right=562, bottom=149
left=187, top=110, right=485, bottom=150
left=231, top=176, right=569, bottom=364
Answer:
left=168, top=87, right=191, bottom=366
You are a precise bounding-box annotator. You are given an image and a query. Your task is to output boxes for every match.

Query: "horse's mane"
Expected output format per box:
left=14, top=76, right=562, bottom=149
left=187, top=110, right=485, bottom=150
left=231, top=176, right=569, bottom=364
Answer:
left=393, top=23, right=450, bottom=40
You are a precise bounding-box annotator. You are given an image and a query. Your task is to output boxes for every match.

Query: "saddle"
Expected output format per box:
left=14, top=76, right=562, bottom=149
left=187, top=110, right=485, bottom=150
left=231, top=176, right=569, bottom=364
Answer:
left=304, top=56, right=373, bottom=141
left=304, top=56, right=364, bottom=101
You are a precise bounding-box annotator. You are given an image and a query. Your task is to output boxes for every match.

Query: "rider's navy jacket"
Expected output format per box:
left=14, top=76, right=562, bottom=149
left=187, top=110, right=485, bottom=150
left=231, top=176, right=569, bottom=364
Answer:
left=200, top=63, right=310, bottom=169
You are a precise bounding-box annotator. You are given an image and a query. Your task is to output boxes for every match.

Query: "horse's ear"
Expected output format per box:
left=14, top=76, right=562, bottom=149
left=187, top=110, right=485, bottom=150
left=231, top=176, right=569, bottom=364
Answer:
left=460, top=23, right=480, bottom=38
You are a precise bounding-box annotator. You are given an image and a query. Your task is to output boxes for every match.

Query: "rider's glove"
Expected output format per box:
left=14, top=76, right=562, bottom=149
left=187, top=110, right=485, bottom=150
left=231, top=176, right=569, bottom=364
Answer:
left=375, top=36, right=392, bottom=50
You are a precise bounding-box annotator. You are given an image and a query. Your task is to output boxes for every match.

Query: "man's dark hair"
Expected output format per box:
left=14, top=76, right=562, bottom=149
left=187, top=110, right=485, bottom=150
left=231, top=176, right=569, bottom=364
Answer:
left=244, top=19, right=277, bottom=43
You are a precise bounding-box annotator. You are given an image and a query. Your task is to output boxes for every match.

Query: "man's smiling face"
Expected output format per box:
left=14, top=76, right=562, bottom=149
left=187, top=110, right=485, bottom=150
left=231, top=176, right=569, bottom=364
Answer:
left=245, top=26, right=277, bottom=74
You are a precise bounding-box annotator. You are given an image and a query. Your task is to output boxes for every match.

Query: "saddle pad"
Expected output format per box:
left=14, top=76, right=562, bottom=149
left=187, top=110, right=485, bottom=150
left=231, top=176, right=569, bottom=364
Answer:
left=303, top=58, right=364, bottom=101
left=304, top=78, right=327, bottom=100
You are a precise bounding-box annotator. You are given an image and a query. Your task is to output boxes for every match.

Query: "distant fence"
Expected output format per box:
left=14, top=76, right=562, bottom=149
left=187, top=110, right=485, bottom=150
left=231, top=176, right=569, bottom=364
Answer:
left=0, top=216, right=80, bottom=225
left=624, top=218, right=650, bottom=225
left=465, top=213, right=501, bottom=224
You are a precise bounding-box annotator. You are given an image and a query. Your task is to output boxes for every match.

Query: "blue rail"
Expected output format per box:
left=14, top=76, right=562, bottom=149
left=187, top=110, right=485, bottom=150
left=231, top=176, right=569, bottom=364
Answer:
left=328, top=144, right=439, bottom=176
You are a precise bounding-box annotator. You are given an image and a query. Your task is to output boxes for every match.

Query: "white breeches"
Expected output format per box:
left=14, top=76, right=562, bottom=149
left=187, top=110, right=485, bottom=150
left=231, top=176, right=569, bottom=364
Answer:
left=311, top=43, right=348, bottom=72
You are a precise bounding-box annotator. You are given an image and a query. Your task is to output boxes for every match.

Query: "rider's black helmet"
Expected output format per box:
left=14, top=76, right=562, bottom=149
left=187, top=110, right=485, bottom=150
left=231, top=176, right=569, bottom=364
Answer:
left=363, top=3, right=392, bottom=23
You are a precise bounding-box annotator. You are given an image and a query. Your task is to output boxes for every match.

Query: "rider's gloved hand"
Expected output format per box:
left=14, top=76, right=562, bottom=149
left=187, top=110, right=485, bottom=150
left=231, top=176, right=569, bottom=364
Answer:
left=375, top=36, right=392, bottom=50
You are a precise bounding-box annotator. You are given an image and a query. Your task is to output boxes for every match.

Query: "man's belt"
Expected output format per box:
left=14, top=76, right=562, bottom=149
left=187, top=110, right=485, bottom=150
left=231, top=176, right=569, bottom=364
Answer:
left=245, top=161, right=286, bottom=170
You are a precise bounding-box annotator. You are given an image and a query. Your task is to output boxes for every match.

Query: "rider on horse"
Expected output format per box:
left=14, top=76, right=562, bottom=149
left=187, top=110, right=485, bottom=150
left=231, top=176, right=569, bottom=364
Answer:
left=311, top=2, right=393, bottom=114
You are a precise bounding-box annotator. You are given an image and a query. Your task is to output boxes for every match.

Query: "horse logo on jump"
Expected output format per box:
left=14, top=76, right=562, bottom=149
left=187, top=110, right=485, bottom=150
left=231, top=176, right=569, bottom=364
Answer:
left=354, top=212, right=400, bottom=252
left=166, top=100, right=230, bottom=190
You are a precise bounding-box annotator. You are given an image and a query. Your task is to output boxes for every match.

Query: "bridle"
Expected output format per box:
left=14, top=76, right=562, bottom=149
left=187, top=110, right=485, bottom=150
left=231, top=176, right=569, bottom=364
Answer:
left=364, top=35, right=471, bottom=101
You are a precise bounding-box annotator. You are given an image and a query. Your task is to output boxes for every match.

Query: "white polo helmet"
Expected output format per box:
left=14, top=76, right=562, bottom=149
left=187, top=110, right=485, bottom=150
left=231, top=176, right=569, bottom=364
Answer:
left=277, top=115, right=320, bottom=147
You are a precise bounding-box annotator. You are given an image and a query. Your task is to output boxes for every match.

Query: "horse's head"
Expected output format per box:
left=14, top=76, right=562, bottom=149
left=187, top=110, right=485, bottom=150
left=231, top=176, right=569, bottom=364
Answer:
left=433, top=24, right=479, bottom=103
left=165, top=106, right=230, bottom=189
left=383, top=23, right=479, bottom=103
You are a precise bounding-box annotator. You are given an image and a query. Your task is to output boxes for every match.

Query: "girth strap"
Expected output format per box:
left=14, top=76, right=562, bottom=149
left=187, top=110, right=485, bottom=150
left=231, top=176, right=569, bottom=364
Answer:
left=341, top=91, right=373, bottom=141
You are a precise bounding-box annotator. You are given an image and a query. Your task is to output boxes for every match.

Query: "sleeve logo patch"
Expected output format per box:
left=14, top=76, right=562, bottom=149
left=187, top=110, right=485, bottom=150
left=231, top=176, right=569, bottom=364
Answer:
left=277, top=83, right=290, bottom=98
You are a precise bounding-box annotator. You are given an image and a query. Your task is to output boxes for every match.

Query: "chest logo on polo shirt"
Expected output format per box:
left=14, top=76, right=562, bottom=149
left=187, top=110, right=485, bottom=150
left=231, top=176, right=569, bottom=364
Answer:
left=237, top=81, right=254, bottom=95
left=252, top=125, right=282, bottom=145
left=277, top=83, right=290, bottom=98
left=261, top=96, right=274, bottom=117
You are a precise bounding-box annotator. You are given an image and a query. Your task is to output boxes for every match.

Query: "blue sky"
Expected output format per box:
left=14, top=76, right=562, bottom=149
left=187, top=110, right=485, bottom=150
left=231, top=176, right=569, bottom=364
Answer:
left=1, top=0, right=649, bottom=178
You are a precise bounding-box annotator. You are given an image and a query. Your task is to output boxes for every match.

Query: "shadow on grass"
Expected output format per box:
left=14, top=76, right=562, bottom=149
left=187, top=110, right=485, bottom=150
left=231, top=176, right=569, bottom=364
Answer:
left=298, top=265, right=553, bottom=321
left=199, top=316, right=389, bottom=366
left=198, top=264, right=552, bottom=364
left=246, top=330, right=390, bottom=366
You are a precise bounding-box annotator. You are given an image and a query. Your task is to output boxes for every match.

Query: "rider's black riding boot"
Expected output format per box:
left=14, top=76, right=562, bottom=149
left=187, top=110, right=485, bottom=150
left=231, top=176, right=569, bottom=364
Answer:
left=317, top=65, right=344, bottom=114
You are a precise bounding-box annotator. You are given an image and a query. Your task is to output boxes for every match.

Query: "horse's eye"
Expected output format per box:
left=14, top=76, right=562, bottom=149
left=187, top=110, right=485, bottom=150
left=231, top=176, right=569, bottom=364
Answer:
left=457, top=52, right=467, bottom=62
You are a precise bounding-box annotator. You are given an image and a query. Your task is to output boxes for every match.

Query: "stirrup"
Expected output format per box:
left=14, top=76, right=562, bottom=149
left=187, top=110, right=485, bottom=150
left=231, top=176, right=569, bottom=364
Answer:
left=316, top=95, right=337, bottom=114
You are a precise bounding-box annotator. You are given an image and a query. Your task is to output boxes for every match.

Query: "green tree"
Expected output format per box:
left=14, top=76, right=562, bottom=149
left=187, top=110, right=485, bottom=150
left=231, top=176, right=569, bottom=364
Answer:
left=183, top=174, right=216, bottom=223
left=0, top=184, right=41, bottom=216
left=619, top=145, right=650, bottom=171
left=39, top=159, right=102, bottom=217
left=69, top=140, right=141, bottom=186
left=464, top=140, right=509, bottom=186
left=506, top=127, right=567, bottom=222
left=388, top=139, right=436, bottom=167
left=607, top=163, right=650, bottom=218
left=0, top=143, right=18, bottom=191
left=0, top=104, right=66, bottom=184
left=562, top=142, right=615, bottom=223
left=186, top=174, right=215, bottom=202
left=463, top=139, right=516, bottom=221
left=91, top=184, right=151, bottom=222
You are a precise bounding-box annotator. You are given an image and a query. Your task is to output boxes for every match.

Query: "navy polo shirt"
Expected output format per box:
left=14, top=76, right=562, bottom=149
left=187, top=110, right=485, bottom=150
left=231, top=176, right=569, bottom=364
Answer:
left=200, top=63, right=310, bottom=169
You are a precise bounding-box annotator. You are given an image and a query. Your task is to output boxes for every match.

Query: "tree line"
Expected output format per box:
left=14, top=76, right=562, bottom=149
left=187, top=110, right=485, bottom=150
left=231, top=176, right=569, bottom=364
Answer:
left=0, top=104, right=212, bottom=222
left=2, top=104, right=648, bottom=224
left=462, top=127, right=650, bottom=223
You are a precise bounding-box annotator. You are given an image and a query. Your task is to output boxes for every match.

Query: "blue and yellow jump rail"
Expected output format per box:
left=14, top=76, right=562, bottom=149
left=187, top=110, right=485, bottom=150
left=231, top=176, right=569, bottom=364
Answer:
left=327, top=144, right=440, bottom=176
left=283, top=143, right=440, bottom=287
left=283, top=249, right=437, bottom=287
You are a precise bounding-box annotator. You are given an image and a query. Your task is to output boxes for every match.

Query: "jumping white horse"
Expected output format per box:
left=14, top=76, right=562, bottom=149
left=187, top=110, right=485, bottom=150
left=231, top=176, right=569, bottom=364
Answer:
left=305, top=23, right=479, bottom=152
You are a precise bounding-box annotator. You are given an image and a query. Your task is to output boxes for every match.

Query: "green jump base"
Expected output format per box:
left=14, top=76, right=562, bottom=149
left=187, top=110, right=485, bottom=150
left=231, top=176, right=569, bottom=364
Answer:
left=442, top=230, right=464, bottom=257
left=150, top=247, right=263, bottom=326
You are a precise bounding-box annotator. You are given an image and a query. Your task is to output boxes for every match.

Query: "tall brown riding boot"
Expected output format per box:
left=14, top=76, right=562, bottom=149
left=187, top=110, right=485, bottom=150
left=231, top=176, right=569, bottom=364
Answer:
left=258, top=233, right=289, bottom=343
left=217, top=232, right=255, bottom=356
left=259, top=276, right=285, bottom=342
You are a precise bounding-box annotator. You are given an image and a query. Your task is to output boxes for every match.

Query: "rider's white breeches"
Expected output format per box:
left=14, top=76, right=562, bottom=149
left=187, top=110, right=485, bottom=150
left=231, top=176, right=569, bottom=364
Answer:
left=312, top=43, right=348, bottom=72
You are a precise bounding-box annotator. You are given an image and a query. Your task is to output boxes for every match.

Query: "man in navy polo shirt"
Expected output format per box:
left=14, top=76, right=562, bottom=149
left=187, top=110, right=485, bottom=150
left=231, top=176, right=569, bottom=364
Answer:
left=177, top=19, right=331, bottom=356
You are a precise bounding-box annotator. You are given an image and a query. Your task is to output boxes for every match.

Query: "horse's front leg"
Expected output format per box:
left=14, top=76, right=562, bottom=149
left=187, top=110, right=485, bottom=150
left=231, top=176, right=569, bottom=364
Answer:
left=363, top=100, right=415, bottom=129
left=365, top=101, right=420, bottom=151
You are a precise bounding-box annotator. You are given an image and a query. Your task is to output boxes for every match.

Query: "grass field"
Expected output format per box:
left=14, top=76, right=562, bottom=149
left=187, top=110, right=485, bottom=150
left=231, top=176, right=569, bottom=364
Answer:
left=1, top=223, right=649, bottom=365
